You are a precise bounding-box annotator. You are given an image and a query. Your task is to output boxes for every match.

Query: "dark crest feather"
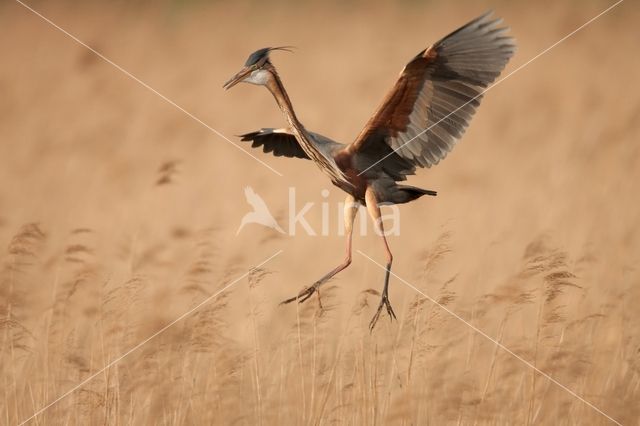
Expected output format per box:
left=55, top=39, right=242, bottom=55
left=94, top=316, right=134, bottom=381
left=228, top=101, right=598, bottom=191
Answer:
left=244, top=46, right=295, bottom=66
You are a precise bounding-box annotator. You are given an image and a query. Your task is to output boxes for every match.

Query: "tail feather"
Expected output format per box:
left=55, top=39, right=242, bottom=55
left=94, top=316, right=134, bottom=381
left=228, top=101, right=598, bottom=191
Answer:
left=394, top=185, right=437, bottom=204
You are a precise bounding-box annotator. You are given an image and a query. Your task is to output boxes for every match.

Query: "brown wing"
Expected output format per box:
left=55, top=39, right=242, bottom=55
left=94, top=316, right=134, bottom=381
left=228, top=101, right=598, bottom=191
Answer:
left=347, top=11, right=515, bottom=175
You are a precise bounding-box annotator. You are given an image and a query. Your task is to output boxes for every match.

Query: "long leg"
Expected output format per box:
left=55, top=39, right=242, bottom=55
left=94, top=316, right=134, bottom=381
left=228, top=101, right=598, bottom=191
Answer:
left=281, top=195, right=359, bottom=305
left=365, top=187, right=397, bottom=331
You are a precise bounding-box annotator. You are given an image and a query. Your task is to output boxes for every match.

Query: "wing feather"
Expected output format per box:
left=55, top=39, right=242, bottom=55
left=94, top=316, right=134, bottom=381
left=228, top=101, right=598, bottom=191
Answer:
left=240, top=128, right=342, bottom=160
left=347, top=11, right=515, bottom=175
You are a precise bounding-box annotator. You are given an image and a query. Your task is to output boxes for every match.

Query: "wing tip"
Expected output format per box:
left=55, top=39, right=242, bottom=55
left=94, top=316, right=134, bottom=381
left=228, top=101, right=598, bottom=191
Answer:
left=238, top=131, right=258, bottom=141
left=238, top=128, right=282, bottom=141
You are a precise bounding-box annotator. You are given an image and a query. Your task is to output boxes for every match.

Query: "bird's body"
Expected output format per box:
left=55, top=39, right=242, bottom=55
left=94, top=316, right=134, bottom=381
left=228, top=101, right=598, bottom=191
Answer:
left=243, top=128, right=436, bottom=204
left=224, top=11, right=515, bottom=330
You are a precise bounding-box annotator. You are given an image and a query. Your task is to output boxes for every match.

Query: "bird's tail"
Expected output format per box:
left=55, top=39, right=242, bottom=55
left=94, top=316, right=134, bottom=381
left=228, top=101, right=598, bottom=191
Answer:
left=394, top=185, right=437, bottom=204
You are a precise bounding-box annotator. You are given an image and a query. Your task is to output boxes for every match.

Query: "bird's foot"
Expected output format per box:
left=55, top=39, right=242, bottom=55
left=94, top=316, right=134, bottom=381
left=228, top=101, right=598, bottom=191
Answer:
left=369, top=291, right=396, bottom=332
left=281, top=282, right=322, bottom=306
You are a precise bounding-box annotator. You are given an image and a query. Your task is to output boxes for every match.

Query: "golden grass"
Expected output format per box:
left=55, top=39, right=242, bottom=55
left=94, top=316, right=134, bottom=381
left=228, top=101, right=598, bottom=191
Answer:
left=1, top=0, right=639, bottom=424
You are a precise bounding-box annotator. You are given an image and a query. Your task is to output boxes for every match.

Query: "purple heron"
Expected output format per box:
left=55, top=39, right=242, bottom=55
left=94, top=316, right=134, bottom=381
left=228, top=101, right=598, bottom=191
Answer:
left=224, top=12, right=515, bottom=330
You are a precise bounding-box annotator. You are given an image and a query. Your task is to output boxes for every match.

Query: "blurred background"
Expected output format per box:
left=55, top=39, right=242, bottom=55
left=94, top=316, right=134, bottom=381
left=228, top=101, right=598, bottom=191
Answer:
left=1, top=0, right=639, bottom=424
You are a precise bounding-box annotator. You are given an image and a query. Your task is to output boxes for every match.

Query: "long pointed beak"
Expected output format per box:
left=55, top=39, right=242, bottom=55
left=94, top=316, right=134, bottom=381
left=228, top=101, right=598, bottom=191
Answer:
left=223, top=67, right=251, bottom=90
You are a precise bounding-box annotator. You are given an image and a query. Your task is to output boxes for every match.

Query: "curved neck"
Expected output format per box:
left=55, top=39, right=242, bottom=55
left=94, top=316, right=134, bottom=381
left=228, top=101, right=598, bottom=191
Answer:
left=264, top=68, right=349, bottom=185
left=265, top=70, right=327, bottom=161
left=265, top=70, right=306, bottom=134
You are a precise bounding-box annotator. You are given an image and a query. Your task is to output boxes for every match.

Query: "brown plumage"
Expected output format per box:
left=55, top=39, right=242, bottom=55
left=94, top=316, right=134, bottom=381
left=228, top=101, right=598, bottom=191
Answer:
left=224, top=11, right=515, bottom=330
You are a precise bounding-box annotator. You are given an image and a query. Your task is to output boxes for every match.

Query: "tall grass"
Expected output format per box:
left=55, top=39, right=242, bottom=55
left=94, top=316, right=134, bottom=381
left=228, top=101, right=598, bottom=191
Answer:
left=1, top=1, right=639, bottom=424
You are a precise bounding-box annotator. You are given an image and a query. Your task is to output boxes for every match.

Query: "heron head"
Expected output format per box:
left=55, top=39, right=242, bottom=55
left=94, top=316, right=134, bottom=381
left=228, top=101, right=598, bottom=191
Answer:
left=223, top=46, right=293, bottom=90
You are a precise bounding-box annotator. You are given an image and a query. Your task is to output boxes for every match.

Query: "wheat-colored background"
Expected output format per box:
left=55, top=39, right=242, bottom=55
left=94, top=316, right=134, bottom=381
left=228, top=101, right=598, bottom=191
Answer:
left=1, top=0, right=639, bottom=424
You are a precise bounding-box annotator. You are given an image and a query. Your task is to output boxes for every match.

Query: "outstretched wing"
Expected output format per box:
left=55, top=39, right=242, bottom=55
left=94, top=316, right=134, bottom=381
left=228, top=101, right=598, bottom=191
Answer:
left=240, top=128, right=342, bottom=160
left=240, top=128, right=309, bottom=159
left=347, top=11, right=515, bottom=173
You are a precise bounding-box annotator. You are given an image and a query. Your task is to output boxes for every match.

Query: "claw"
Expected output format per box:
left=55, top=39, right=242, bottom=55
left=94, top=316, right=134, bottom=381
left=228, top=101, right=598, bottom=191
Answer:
left=281, top=282, right=321, bottom=305
left=369, top=291, right=396, bottom=332
left=280, top=254, right=352, bottom=309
